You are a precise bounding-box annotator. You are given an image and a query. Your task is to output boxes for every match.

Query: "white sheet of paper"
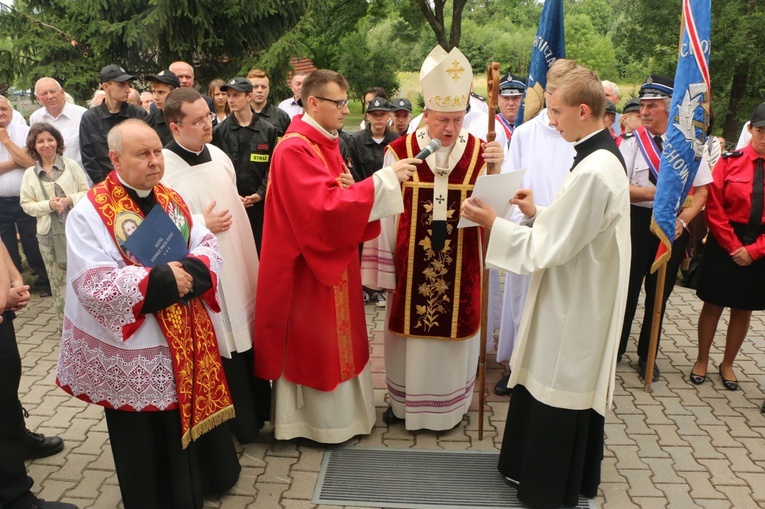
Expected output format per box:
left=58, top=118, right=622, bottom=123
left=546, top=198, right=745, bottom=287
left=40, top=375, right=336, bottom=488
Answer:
left=457, top=168, right=527, bottom=228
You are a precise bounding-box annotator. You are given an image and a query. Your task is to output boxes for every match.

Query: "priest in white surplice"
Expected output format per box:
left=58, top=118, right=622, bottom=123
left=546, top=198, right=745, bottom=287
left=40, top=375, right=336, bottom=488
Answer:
left=494, top=59, right=577, bottom=396
left=461, top=65, right=630, bottom=509
left=160, top=88, right=270, bottom=443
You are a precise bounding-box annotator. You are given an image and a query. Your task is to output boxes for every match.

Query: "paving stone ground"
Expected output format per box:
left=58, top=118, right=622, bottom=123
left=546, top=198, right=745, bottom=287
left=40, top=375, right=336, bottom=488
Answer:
left=17, top=281, right=765, bottom=508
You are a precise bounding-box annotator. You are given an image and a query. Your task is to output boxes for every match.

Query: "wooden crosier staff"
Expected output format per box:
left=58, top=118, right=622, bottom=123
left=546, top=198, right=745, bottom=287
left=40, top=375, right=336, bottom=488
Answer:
left=478, top=61, right=500, bottom=440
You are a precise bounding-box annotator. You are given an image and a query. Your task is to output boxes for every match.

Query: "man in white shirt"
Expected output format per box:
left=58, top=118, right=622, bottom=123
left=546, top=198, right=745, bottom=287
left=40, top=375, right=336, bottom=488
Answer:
left=0, top=96, right=49, bottom=296
left=277, top=73, right=306, bottom=119
left=29, top=77, right=88, bottom=170
left=617, top=74, right=712, bottom=380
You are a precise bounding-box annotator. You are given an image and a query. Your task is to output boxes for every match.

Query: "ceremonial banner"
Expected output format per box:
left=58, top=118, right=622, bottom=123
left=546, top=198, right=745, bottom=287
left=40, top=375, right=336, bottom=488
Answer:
left=650, top=0, right=711, bottom=272
left=516, top=0, right=565, bottom=125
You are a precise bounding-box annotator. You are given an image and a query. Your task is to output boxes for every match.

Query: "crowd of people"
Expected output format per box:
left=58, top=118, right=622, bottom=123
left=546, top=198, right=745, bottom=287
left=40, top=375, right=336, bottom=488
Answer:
left=0, top=46, right=763, bottom=509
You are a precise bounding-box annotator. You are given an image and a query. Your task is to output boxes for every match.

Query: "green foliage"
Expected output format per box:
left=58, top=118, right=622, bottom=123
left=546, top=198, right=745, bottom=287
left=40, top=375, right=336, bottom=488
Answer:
left=564, top=13, right=618, bottom=81
left=458, top=18, right=535, bottom=75
left=612, top=0, right=765, bottom=139
left=566, top=0, right=612, bottom=35
left=0, top=0, right=308, bottom=102
left=334, top=29, right=400, bottom=100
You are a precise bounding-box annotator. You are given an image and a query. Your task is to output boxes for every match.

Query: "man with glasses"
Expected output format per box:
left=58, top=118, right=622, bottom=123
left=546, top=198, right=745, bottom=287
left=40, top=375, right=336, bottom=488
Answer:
left=254, top=69, right=420, bottom=443
left=212, top=77, right=277, bottom=252
left=162, top=88, right=270, bottom=444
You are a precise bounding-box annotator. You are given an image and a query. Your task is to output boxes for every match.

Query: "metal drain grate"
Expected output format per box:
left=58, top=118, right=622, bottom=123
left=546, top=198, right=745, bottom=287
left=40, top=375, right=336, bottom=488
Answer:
left=313, top=447, right=596, bottom=509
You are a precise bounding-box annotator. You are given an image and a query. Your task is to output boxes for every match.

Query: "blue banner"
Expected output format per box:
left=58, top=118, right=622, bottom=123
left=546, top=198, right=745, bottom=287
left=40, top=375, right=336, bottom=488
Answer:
left=650, top=0, right=711, bottom=272
left=516, top=0, right=565, bottom=125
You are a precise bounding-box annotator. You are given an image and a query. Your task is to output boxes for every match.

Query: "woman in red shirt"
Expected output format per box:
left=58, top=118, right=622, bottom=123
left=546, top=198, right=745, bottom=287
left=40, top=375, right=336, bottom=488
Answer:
left=691, top=103, right=765, bottom=392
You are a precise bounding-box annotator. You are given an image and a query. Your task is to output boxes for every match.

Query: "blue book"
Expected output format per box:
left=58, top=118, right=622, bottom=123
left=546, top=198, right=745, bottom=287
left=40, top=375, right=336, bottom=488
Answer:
left=122, top=204, right=189, bottom=267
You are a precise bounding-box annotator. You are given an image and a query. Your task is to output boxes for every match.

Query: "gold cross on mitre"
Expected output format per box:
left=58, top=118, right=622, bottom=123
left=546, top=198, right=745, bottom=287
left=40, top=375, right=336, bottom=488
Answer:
left=446, top=60, right=465, bottom=82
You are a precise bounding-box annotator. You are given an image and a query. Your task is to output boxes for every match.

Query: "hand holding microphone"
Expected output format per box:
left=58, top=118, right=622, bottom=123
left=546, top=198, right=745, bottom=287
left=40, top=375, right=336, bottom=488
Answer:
left=390, top=139, right=440, bottom=183
left=414, top=138, right=442, bottom=160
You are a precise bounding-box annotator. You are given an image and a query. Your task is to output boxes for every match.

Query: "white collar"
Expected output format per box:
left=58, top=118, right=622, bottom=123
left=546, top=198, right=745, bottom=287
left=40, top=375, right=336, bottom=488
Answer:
left=116, top=173, right=152, bottom=198
left=303, top=113, right=338, bottom=140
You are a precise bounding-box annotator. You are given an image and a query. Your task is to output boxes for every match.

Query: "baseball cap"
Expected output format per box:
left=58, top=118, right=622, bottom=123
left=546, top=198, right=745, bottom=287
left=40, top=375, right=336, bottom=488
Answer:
left=99, top=64, right=136, bottom=83
left=391, top=98, right=412, bottom=112
left=622, top=98, right=640, bottom=114
left=220, top=77, right=253, bottom=93
left=366, top=97, right=391, bottom=112
left=750, top=102, right=765, bottom=128
left=146, top=70, right=180, bottom=89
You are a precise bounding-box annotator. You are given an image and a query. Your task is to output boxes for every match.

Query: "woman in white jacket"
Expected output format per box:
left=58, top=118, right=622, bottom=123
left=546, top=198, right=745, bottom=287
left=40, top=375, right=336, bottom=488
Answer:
left=20, top=122, right=90, bottom=327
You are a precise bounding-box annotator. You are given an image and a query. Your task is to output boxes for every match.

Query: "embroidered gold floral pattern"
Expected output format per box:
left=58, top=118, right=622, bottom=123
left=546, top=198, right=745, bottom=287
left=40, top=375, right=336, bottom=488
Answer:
left=428, top=94, right=469, bottom=109
left=415, top=201, right=456, bottom=332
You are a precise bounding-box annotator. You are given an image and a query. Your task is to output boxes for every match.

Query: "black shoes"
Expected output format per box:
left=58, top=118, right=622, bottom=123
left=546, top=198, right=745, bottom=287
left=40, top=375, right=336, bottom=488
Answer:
left=23, top=427, right=64, bottom=460
left=718, top=367, right=738, bottom=391
left=382, top=406, right=404, bottom=425
left=494, top=374, right=512, bottom=396
left=689, top=371, right=706, bottom=385
left=30, top=500, right=79, bottom=509
left=637, top=358, right=660, bottom=382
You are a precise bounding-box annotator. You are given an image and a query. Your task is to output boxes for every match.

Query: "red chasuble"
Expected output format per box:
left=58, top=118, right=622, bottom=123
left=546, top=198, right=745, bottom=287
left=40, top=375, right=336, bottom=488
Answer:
left=387, top=132, right=484, bottom=340
left=254, top=115, right=380, bottom=391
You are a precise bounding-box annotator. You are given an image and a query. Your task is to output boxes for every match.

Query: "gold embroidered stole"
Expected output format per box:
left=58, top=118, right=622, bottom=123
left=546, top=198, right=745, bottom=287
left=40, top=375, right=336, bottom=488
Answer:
left=88, top=173, right=234, bottom=447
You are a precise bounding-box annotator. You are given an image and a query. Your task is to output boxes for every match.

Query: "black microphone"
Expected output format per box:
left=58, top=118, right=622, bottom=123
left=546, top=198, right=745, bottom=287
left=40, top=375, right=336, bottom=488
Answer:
left=414, top=139, right=442, bottom=160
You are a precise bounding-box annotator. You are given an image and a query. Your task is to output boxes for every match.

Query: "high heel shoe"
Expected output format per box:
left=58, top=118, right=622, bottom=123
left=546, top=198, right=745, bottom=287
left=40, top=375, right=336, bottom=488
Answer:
left=718, top=367, right=738, bottom=391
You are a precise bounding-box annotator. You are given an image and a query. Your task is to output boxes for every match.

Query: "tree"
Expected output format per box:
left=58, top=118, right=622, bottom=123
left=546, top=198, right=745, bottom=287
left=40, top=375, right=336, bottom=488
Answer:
left=612, top=0, right=765, bottom=139
left=564, top=13, right=618, bottom=81
left=415, top=0, right=469, bottom=50
left=0, top=0, right=309, bottom=102
left=334, top=30, right=400, bottom=100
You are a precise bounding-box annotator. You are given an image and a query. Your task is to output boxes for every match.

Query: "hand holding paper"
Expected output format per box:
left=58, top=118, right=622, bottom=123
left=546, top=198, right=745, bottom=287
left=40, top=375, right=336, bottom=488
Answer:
left=457, top=169, right=526, bottom=228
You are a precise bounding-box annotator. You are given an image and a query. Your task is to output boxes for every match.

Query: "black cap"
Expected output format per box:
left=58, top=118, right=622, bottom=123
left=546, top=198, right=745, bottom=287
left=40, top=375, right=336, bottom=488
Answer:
left=146, top=70, right=180, bottom=89
left=99, top=64, right=136, bottom=83
left=639, top=74, right=674, bottom=99
left=391, top=98, right=412, bottom=112
left=750, top=102, right=765, bottom=128
left=220, top=77, right=253, bottom=93
left=366, top=96, right=391, bottom=112
left=622, top=98, right=640, bottom=114
left=499, top=73, right=526, bottom=96
left=605, top=100, right=617, bottom=116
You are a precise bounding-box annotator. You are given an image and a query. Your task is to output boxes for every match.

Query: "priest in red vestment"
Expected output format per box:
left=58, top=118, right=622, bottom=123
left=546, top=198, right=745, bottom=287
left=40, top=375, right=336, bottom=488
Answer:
left=362, top=46, right=505, bottom=431
left=254, top=69, right=420, bottom=443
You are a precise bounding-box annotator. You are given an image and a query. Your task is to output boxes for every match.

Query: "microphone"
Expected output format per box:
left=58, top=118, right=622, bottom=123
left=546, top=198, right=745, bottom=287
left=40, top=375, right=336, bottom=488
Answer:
left=414, top=139, right=441, bottom=160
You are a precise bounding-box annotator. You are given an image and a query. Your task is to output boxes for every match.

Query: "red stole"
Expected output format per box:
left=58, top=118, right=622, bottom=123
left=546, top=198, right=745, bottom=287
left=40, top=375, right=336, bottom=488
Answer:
left=386, top=133, right=484, bottom=340
left=88, top=172, right=233, bottom=448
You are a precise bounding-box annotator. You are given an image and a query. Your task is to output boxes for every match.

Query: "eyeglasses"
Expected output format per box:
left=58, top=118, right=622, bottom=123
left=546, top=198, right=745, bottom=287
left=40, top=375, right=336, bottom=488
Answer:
left=315, top=96, right=350, bottom=109
left=178, top=111, right=215, bottom=127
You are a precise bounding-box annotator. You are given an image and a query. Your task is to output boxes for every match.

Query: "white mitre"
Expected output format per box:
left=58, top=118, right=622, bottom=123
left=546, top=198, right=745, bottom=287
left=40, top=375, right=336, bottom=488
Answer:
left=420, top=45, right=473, bottom=113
